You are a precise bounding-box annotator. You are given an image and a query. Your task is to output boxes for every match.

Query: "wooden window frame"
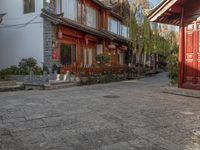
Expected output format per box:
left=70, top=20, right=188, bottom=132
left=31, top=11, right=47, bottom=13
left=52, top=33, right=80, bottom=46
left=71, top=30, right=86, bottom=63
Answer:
left=85, top=5, right=98, bottom=29
left=55, top=0, right=62, bottom=14
left=23, top=0, right=35, bottom=14
left=108, top=16, right=119, bottom=35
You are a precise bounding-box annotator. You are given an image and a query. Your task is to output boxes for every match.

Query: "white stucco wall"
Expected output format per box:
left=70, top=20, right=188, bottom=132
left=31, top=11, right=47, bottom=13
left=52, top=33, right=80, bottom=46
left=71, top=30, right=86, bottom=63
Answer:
left=0, top=0, right=44, bottom=69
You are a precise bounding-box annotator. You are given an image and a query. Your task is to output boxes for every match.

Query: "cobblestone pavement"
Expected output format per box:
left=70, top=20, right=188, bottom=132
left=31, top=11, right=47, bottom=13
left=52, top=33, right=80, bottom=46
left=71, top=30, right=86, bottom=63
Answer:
left=0, top=73, right=200, bottom=150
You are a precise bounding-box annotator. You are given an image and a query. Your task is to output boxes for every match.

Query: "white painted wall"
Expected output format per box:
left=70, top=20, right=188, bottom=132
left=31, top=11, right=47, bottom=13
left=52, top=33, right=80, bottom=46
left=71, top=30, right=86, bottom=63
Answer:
left=0, top=0, right=44, bottom=69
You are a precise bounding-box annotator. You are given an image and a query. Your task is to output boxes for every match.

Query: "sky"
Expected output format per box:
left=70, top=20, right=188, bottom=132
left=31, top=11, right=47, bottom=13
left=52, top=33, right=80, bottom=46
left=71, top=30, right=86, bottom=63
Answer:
left=150, top=0, right=161, bottom=6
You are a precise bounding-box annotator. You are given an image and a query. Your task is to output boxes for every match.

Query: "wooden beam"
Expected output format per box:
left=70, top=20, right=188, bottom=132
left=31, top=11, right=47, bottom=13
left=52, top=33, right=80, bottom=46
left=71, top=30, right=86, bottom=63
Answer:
left=149, top=0, right=178, bottom=22
left=169, top=5, right=181, bottom=14
left=178, top=7, right=185, bottom=88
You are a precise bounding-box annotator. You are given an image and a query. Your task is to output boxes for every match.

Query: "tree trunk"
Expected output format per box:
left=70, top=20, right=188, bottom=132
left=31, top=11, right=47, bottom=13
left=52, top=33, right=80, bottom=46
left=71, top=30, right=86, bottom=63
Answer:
left=156, top=53, right=159, bottom=70
left=137, top=52, right=142, bottom=78
left=143, top=53, right=146, bottom=67
left=152, top=54, right=156, bottom=72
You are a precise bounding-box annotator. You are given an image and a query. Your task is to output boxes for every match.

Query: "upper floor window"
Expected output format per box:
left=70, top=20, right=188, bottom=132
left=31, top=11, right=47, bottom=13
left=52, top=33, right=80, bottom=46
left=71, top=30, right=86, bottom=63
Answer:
left=23, top=0, right=35, bottom=14
left=56, top=0, right=61, bottom=14
left=121, top=25, right=129, bottom=38
left=85, top=6, right=97, bottom=28
left=63, top=0, right=78, bottom=20
left=108, top=17, right=118, bottom=34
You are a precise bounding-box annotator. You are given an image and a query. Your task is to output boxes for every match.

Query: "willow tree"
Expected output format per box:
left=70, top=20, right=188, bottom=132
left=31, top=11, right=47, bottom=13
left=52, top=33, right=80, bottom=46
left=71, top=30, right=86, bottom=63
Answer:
left=128, top=6, right=138, bottom=65
left=142, top=16, right=151, bottom=66
left=128, top=0, right=177, bottom=75
left=128, top=0, right=149, bottom=58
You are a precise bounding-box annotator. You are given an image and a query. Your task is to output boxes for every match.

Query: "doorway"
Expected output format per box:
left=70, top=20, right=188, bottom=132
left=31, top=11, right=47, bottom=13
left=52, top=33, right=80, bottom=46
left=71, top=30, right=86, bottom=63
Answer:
left=60, top=44, right=76, bottom=66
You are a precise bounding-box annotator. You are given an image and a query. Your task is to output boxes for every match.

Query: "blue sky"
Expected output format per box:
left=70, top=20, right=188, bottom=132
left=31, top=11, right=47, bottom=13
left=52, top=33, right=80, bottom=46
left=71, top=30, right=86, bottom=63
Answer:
left=150, top=0, right=161, bottom=6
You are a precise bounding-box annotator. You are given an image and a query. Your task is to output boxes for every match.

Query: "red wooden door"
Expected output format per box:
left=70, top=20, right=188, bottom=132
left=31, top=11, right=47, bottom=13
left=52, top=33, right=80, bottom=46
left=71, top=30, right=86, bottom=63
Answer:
left=197, top=24, right=200, bottom=84
left=184, top=23, right=200, bottom=88
left=184, top=24, right=195, bottom=84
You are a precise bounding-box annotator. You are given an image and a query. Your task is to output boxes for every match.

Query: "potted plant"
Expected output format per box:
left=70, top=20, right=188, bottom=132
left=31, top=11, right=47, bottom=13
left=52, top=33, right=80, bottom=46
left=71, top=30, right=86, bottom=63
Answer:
left=95, top=54, right=111, bottom=66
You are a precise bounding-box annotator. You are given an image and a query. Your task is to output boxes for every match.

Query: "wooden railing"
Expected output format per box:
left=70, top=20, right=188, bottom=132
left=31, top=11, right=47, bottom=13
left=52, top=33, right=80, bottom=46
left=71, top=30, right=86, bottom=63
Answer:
left=60, top=65, right=128, bottom=76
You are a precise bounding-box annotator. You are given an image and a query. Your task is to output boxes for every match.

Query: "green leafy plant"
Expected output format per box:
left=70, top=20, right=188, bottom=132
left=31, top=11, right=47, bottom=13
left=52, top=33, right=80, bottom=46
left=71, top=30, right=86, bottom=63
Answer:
left=19, top=58, right=37, bottom=74
left=96, top=54, right=110, bottom=66
left=0, top=58, right=43, bottom=79
left=167, top=53, right=178, bottom=85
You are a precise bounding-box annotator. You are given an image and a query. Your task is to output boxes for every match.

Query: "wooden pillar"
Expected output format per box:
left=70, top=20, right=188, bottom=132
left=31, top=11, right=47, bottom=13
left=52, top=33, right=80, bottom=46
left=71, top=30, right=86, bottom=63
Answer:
left=76, top=39, right=81, bottom=77
left=194, top=22, right=198, bottom=84
left=105, top=10, right=109, bottom=30
left=178, top=7, right=185, bottom=88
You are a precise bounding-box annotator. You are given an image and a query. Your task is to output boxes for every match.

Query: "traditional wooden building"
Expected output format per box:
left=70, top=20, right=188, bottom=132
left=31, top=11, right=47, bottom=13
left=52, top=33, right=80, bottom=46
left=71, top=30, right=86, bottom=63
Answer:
left=42, top=0, right=130, bottom=75
left=148, top=0, right=200, bottom=90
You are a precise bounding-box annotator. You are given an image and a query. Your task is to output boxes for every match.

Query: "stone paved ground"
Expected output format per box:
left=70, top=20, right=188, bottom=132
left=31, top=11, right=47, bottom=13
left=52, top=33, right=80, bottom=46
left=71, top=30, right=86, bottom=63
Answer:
left=0, top=73, right=200, bottom=150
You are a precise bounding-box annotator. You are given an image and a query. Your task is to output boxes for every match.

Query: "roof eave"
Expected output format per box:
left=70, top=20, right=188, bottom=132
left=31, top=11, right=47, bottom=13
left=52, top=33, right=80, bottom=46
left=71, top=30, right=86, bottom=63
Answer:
left=147, top=0, right=181, bottom=25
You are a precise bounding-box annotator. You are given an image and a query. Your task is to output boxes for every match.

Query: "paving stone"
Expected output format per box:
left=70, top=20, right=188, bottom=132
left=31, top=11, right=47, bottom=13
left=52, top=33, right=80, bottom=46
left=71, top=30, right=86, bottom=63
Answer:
left=0, top=73, right=200, bottom=149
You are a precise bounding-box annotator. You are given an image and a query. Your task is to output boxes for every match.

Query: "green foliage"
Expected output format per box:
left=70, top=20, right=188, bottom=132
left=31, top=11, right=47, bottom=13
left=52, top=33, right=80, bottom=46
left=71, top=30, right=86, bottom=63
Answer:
left=128, top=0, right=179, bottom=79
left=167, top=47, right=178, bottom=85
left=0, top=58, right=43, bottom=79
left=96, top=54, right=111, bottom=66
left=0, top=66, right=18, bottom=79
left=19, top=58, right=37, bottom=70
left=142, top=16, right=151, bottom=55
left=80, top=72, right=122, bottom=85
left=129, top=6, right=138, bottom=50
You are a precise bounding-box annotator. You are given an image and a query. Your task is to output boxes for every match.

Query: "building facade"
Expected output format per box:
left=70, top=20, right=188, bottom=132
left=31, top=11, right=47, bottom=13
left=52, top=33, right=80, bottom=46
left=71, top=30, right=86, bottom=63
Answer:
left=0, top=0, right=44, bottom=69
left=0, top=0, right=130, bottom=75
left=148, top=0, right=200, bottom=90
left=42, top=0, right=130, bottom=74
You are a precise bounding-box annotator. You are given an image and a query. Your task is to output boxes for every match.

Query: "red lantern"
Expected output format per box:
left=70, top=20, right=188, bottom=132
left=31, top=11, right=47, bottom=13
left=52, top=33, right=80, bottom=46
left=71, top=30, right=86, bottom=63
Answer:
left=52, top=51, right=57, bottom=60
left=58, top=31, right=63, bottom=39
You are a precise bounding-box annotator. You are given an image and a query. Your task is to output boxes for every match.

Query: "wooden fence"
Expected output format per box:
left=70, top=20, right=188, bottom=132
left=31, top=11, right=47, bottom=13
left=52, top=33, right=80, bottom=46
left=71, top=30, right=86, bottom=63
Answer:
left=60, top=65, right=128, bottom=76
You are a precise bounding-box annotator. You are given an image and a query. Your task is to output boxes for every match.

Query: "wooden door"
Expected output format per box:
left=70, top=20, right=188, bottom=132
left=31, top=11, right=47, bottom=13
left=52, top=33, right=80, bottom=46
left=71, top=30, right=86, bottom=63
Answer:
left=184, top=24, right=196, bottom=84
left=184, top=23, right=200, bottom=87
left=197, top=25, right=200, bottom=84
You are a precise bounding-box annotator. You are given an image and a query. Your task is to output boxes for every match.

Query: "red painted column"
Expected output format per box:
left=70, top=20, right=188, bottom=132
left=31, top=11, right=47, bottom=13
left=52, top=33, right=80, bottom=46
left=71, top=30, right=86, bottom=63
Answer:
left=178, top=7, right=185, bottom=88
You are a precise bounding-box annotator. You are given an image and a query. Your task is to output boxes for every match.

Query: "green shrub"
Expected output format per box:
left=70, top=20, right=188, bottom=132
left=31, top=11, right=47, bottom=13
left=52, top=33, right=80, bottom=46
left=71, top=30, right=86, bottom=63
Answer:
left=96, top=54, right=110, bottom=66
left=167, top=53, right=178, bottom=84
left=80, top=72, right=123, bottom=85
left=0, top=58, right=43, bottom=79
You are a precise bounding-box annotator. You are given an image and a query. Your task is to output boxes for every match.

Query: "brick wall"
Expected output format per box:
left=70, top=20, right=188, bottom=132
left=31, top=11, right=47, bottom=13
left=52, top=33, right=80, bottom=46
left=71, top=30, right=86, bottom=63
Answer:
left=43, top=0, right=58, bottom=73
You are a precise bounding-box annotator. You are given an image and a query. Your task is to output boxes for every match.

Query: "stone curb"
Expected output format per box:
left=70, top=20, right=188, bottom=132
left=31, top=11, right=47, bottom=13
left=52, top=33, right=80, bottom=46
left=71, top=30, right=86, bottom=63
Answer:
left=0, top=85, right=24, bottom=92
left=161, top=86, right=200, bottom=99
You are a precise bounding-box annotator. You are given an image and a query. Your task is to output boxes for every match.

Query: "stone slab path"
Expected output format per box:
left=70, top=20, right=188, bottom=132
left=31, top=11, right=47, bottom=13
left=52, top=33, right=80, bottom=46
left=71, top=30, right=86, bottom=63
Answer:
left=0, top=73, right=199, bottom=150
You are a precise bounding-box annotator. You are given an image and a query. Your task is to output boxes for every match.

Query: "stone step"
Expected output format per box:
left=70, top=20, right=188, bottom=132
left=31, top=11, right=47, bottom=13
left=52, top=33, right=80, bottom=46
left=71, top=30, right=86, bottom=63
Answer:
left=161, top=86, right=200, bottom=99
left=45, top=82, right=77, bottom=90
left=0, top=81, right=17, bottom=87
left=0, top=85, right=24, bottom=92
left=24, top=81, right=78, bottom=90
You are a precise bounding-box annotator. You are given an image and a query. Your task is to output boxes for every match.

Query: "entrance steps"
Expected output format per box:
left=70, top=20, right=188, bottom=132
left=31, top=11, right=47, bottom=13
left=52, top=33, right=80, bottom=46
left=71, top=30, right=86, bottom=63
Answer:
left=24, top=81, right=78, bottom=90
left=45, top=81, right=78, bottom=90
left=0, top=81, right=17, bottom=87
